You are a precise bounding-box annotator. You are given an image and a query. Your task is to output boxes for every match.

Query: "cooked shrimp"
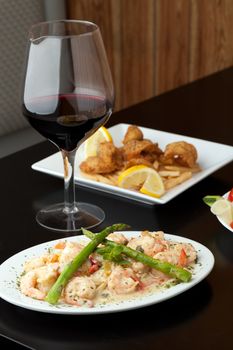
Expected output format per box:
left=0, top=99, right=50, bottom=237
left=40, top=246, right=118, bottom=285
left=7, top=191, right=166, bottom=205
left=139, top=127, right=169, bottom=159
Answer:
left=154, top=242, right=196, bottom=266
left=64, top=276, right=96, bottom=305
left=90, top=268, right=106, bottom=286
left=59, top=242, right=84, bottom=266
left=108, top=266, right=138, bottom=294
left=127, top=231, right=166, bottom=256
left=122, top=125, right=143, bottom=144
left=59, top=242, right=92, bottom=274
left=108, top=232, right=128, bottom=245
left=23, top=256, right=48, bottom=272
left=131, top=261, right=150, bottom=274
left=20, top=265, right=59, bottom=300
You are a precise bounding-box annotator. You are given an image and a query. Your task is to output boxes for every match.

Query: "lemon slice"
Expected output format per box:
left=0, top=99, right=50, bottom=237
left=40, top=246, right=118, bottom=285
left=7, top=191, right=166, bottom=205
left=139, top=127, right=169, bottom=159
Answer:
left=84, top=126, right=112, bottom=157
left=118, top=165, right=165, bottom=198
left=210, top=199, right=233, bottom=224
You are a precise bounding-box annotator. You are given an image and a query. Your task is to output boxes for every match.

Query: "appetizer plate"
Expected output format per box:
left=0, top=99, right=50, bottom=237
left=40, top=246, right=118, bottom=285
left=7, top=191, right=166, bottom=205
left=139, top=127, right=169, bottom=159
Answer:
left=217, top=192, right=233, bottom=232
left=0, top=232, right=214, bottom=315
left=32, top=123, right=233, bottom=204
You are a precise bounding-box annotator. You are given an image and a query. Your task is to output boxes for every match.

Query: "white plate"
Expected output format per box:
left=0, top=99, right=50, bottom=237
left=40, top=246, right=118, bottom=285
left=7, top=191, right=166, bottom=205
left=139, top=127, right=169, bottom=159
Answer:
left=0, top=231, right=214, bottom=315
left=32, top=123, right=233, bottom=204
left=217, top=192, right=233, bottom=232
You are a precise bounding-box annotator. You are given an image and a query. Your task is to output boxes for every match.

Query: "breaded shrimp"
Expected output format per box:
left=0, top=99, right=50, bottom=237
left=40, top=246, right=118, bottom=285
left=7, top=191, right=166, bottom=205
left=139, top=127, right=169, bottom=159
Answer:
left=122, top=125, right=143, bottom=144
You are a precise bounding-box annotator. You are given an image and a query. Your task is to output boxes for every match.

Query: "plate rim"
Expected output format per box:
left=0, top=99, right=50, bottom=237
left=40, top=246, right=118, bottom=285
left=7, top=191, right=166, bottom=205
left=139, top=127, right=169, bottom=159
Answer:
left=0, top=231, right=215, bottom=315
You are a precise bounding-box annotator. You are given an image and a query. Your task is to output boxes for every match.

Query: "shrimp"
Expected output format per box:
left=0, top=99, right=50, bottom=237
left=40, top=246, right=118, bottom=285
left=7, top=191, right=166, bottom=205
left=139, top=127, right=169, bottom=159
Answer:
left=108, top=266, right=138, bottom=294
left=131, top=261, right=150, bottom=274
left=58, top=241, right=91, bottom=274
left=154, top=242, right=196, bottom=266
left=108, top=232, right=128, bottom=245
left=127, top=231, right=166, bottom=256
left=64, top=276, right=96, bottom=306
left=59, top=242, right=84, bottom=265
left=23, top=256, right=48, bottom=272
left=20, top=265, right=59, bottom=300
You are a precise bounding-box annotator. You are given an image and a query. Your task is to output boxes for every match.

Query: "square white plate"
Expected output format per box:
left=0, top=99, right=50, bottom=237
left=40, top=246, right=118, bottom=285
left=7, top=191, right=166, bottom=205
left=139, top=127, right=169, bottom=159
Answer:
left=32, top=123, right=233, bottom=205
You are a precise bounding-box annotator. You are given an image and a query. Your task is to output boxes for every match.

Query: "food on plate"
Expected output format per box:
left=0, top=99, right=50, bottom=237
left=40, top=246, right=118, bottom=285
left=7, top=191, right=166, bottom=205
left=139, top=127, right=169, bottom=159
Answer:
left=159, top=141, right=197, bottom=168
left=118, top=165, right=165, bottom=198
left=80, top=141, right=123, bottom=174
left=79, top=125, right=201, bottom=197
left=122, top=125, right=143, bottom=144
left=19, top=224, right=196, bottom=308
left=84, top=126, right=112, bottom=157
left=203, top=189, right=233, bottom=229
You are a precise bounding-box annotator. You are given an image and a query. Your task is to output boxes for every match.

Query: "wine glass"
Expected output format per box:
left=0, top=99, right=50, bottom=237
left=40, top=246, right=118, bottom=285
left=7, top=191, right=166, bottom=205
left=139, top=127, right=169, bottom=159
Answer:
left=22, top=20, right=114, bottom=232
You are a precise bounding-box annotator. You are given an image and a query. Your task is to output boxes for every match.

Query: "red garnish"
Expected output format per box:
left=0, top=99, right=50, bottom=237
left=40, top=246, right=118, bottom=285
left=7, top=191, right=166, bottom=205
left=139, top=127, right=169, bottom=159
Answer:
left=227, top=188, right=233, bottom=202
left=88, top=255, right=99, bottom=274
left=230, top=222, right=233, bottom=229
left=178, top=248, right=187, bottom=267
left=132, top=276, right=145, bottom=290
left=88, top=264, right=99, bottom=274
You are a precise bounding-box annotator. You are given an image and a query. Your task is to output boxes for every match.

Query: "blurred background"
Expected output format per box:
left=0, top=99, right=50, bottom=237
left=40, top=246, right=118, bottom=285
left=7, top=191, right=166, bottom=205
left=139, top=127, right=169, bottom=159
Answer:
left=1, top=0, right=233, bottom=156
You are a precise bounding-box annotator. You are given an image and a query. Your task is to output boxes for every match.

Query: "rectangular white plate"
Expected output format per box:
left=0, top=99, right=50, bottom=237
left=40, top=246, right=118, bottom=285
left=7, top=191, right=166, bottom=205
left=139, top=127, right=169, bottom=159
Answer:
left=32, top=123, right=233, bottom=205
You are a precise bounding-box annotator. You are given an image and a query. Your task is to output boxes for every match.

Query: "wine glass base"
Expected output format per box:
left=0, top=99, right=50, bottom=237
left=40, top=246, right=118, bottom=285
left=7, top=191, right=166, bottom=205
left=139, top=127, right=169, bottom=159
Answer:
left=36, top=202, right=105, bottom=232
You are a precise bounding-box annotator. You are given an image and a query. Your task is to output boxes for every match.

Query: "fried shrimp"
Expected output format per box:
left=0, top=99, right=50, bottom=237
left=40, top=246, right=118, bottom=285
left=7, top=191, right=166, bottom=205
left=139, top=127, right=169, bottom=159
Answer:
left=80, top=142, right=123, bottom=174
left=122, top=139, right=162, bottom=162
left=160, top=141, right=198, bottom=168
left=123, top=125, right=143, bottom=144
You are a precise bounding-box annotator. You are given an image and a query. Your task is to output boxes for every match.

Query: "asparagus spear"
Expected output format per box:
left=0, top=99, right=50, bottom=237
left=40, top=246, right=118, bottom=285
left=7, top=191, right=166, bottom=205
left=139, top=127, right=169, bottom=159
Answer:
left=82, top=228, right=192, bottom=282
left=46, top=223, right=129, bottom=304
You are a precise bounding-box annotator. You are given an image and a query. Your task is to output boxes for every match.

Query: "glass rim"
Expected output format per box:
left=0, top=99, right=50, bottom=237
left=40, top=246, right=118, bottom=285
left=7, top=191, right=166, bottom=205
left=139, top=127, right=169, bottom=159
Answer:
left=29, top=19, right=99, bottom=40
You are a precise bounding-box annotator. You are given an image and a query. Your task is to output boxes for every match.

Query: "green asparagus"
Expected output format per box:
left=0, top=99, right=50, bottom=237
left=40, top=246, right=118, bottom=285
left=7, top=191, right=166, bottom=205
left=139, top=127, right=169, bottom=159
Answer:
left=46, top=223, right=129, bottom=304
left=82, top=228, right=192, bottom=282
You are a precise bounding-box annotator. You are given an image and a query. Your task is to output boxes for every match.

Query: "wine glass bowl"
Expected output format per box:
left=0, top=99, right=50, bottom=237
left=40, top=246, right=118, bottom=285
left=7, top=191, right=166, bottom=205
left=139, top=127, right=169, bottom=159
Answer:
left=22, top=20, right=114, bottom=232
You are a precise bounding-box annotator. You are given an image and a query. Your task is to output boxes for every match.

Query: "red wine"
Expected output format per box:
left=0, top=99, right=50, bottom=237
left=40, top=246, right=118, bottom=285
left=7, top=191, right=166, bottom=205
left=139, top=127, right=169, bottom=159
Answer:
left=23, top=94, right=111, bottom=151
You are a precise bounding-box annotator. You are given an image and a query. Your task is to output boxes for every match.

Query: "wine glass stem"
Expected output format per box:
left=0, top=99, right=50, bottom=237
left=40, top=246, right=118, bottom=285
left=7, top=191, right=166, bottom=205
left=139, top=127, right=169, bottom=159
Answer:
left=61, top=149, right=78, bottom=215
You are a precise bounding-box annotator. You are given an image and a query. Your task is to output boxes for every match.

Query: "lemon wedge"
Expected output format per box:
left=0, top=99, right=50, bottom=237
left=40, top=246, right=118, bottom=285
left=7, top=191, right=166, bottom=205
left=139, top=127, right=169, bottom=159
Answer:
left=210, top=199, right=233, bottom=224
left=118, top=165, right=165, bottom=198
left=84, top=126, right=112, bottom=157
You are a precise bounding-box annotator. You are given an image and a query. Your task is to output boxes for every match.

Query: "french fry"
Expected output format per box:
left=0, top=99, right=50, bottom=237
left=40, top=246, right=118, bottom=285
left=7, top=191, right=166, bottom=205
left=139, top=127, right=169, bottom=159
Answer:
left=164, top=164, right=201, bottom=173
left=80, top=172, right=115, bottom=186
left=159, top=170, right=180, bottom=177
left=164, top=171, right=192, bottom=190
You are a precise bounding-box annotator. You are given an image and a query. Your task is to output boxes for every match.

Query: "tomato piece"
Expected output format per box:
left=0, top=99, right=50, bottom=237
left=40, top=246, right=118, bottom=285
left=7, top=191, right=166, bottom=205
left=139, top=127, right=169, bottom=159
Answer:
left=179, top=248, right=187, bottom=267
left=227, top=188, right=233, bottom=202
left=88, top=264, right=99, bottom=274
left=230, top=222, right=233, bottom=229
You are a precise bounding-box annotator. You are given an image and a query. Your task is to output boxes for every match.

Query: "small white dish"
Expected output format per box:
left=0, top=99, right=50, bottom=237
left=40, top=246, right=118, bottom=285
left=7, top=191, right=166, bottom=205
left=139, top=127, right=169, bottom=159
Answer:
left=0, top=231, right=214, bottom=314
left=217, top=192, right=233, bottom=232
left=32, top=123, right=233, bottom=204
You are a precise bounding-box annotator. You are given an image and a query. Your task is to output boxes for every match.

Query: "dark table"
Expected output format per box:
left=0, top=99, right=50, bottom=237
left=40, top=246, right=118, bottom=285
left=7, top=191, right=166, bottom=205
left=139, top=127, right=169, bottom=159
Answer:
left=0, top=67, right=233, bottom=350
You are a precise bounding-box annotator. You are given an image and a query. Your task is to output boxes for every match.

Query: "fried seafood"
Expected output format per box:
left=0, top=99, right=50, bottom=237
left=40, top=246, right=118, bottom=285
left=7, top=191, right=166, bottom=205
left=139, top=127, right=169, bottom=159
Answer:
left=80, top=125, right=201, bottom=196
left=122, top=125, right=143, bottom=144
left=122, top=139, right=163, bottom=162
left=160, top=141, right=197, bottom=168
left=80, top=141, right=123, bottom=174
left=124, top=157, right=154, bottom=169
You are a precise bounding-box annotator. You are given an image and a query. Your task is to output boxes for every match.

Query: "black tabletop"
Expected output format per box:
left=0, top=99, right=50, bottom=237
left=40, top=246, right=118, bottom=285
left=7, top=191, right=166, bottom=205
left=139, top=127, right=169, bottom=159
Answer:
left=0, top=67, right=233, bottom=350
